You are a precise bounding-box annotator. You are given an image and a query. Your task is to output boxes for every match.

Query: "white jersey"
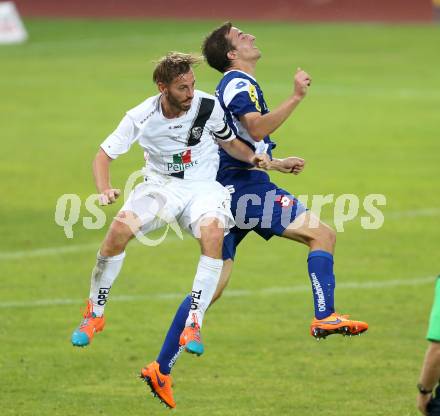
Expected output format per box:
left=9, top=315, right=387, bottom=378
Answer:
left=101, top=90, right=233, bottom=180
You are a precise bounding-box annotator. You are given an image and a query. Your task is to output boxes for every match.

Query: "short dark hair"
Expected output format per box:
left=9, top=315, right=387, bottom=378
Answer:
left=202, top=22, right=233, bottom=73
left=153, top=52, right=201, bottom=84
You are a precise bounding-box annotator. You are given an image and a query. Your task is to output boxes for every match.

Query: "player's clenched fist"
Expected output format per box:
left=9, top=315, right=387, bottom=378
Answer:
left=99, top=188, right=121, bottom=205
left=293, top=67, right=311, bottom=100
left=256, top=156, right=306, bottom=174
left=253, top=153, right=271, bottom=169
left=279, top=157, right=305, bottom=174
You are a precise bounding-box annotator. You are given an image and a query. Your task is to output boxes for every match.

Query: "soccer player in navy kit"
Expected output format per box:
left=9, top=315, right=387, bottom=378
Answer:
left=143, top=24, right=369, bottom=408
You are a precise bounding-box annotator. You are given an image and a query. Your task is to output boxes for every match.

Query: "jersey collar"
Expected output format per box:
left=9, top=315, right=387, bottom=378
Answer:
left=223, top=69, right=256, bottom=82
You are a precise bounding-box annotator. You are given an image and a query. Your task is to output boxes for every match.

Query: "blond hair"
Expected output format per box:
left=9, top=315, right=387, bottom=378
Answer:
left=153, top=52, right=202, bottom=84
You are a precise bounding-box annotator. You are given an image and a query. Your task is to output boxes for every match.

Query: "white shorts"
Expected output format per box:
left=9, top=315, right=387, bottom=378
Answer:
left=120, top=173, right=234, bottom=238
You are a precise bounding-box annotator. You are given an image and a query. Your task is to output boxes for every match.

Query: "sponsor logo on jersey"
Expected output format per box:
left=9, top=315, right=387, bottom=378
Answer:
left=168, top=124, right=183, bottom=129
left=249, top=84, right=261, bottom=112
left=167, top=150, right=199, bottom=172
left=175, top=150, right=192, bottom=164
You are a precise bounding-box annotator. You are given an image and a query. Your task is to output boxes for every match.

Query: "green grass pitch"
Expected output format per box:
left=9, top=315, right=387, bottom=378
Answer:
left=1, top=19, right=439, bottom=415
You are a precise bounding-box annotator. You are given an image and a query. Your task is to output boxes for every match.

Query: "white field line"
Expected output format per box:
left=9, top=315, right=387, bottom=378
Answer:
left=0, top=234, right=182, bottom=260
left=0, top=242, right=101, bottom=260
left=0, top=276, right=435, bottom=309
left=385, top=208, right=440, bottom=219
left=1, top=207, right=439, bottom=261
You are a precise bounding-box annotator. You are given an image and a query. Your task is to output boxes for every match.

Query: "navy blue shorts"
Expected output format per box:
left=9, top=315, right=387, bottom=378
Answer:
left=217, top=169, right=307, bottom=261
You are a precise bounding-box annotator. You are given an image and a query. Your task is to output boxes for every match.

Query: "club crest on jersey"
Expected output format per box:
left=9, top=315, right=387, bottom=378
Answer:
left=190, top=126, right=203, bottom=141
left=167, top=149, right=199, bottom=172
left=275, top=194, right=296, bottom=208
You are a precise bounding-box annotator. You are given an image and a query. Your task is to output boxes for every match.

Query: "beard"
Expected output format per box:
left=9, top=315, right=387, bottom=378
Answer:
left=166, top=91, right=192, bottom=112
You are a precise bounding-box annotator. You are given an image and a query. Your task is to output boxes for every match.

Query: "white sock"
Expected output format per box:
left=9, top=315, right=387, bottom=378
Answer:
left=185, top=255, right=223, bottom=328
left=89, top=251, right=126, bottom=317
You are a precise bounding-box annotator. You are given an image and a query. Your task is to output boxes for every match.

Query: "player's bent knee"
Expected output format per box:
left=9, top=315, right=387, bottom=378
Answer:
left=110, top=217, right=136, bottom=238
left=199, top=218, right=224, bottom=258
left=324, top=225, right=336, bottom=246
left=314, top=223, right=336, bottom=251
left=199, top=218, right=225, bottom=241
left=101, top=212, right=137, bottom=256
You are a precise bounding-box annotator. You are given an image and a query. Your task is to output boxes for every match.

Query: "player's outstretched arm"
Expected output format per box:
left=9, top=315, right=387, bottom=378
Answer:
left=264, top=156, right=306, bottom=175
left=240, top=68, right=311, bottom=141
left=218, top=139, right=269, bottom=167
left=93, top=148, right=121, bottom=205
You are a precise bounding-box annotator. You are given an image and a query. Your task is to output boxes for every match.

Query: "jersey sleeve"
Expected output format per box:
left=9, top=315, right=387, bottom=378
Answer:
left=427, top=277, right=440, bottom=341
left=210, top=99, right=235, bottom=142
left=223, top=78, right=261, bottom=116
left=100, top=115, right=139, bottom=159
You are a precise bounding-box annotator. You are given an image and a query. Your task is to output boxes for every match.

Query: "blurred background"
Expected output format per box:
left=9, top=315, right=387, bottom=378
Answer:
left=1, top=1, right=439, bottom=415
left=8, top=0, right=440, bottom=22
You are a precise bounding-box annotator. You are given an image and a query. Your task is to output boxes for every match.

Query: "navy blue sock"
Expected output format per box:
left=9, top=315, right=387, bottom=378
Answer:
left=156, top=295, right=191, bottom=375
left=307, top=250, right=335, bottom=319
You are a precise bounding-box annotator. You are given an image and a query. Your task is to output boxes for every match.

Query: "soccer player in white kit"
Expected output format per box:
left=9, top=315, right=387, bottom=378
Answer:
left=70, top=53, right=265, bottom=360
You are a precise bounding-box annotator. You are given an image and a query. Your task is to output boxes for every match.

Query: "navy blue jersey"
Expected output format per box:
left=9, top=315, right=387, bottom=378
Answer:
left=215, top=70, right=276, bottom=170
left=215, top=70, right=307, bottom=260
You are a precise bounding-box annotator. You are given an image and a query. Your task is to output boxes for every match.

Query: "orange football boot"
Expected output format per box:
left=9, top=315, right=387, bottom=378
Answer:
left=310, top=312, right=368, bottom=340
left=140, top=361, right=176, bottom=409
left=179, top=313, right=204, bottom=356
left=71, top=299, right=105, bottom=347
